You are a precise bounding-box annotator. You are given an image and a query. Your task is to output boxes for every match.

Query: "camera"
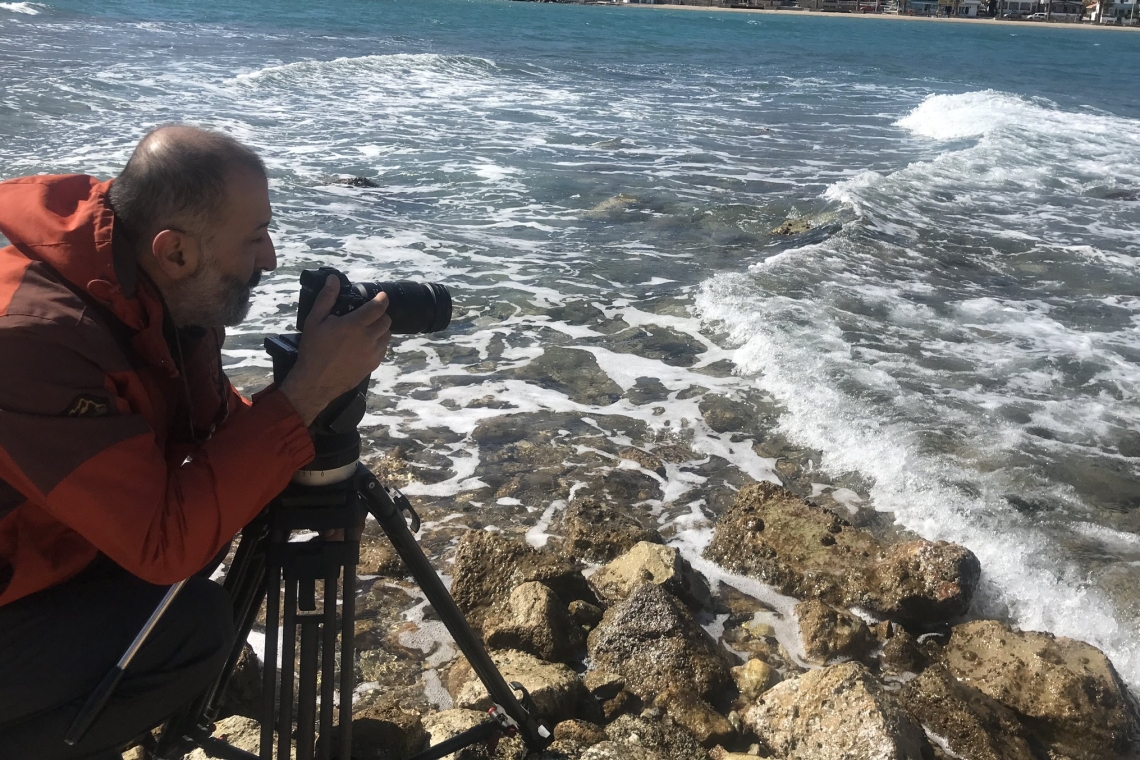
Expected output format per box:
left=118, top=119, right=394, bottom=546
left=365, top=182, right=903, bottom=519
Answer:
left=297, top=266, right=452, bottom=334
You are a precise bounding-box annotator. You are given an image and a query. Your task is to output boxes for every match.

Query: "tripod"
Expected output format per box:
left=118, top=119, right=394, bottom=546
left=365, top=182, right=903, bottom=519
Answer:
left=66, top=332, right=553, bottom=760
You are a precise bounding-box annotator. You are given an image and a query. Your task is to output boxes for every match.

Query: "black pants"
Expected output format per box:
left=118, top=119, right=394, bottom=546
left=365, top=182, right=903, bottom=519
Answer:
left=0, top=558, right=235, bottom=760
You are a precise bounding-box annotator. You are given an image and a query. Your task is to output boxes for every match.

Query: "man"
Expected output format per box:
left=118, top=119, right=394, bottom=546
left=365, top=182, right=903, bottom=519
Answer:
left=0, top=125, right=393, bottom=759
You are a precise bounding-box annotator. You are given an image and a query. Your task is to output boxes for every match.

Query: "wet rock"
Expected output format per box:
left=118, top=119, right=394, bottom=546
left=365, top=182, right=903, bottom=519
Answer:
left=358, top=534, right=403, bottom=577
left=331, top=175, right=380, bottom=188
left=654, top=687, right=735, bottom=748
left=771, top=218, right=811, bottom=236
left=420, top=709, right=496, bottom=760
left=731, top=658, right=779, bottom=703
left=559, top=497, right=663, bottom=564
left=707, top=748, right=754, bottom=760
left=941, top=620, right=1140, bottom=760
left=587, top=583, right=734, bottom=705
left=618, top=447, right=667, bottom=477
left=568, top=600, right=604, bottom=630
left=601, top=689, right=642, bottom=722
left=698, top=394, right=755, bottom=434
left=743, top=661, right=926, bottom=760
left=584, top=194, right=639, bottom=221
left=589, top=542, right=713, bottom=611
left=448, top=649, right=585, bottom=723
left=604, top=713, right=709, bottom=760
left=583, top=670, right=625, bottom=701
left=866, top=540, right=981, bottom=625
left=216, top=642, right=262, bottom=720
left=513, top=347, right=624, bottom=406
left=322, top=701, right=429, bottom=760
left=795, top=599, right=873, bottom=664
left=482, top=581, right=585, bottom=664
left=580, top=742, right=664, bottom=760
left=900, top=664, right=1035, bottom=760
left=450, top=530, right=595, bottom=629
left=704, top=483, right=979, bottom=625
left=880, top=625, right=927, bottom=675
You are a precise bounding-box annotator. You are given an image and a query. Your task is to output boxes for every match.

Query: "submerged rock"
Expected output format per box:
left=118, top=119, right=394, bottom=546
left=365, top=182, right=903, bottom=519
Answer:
left=743, top=661, right=926, bottom=760
left=704, top=483, right=979, bottom=625
left=450, top=530, right=595, bottom=629
left=513, top=347, right=624, bottom=406
left=331, top=175, right=380, bottom=188
left=482, top=581, right=584, bottom=664
left=587, top=583, right=734, bottom=705
left=771, top=218, right=812, bottom=236
left=941, top=619, right=1140, bottom=760
left=794, top=599, right=873, bottom=664
left=589, top=541, right=713, bottom=611
left=900, top=664, right=1035, bottom=760
left=558, top=497, right=663, bottom=564
left=448, top=649, right=585, bottom=723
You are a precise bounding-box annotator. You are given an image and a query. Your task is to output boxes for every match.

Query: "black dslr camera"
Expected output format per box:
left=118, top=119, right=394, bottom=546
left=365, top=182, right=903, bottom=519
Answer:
left=297, top=266, right=452, bottom=334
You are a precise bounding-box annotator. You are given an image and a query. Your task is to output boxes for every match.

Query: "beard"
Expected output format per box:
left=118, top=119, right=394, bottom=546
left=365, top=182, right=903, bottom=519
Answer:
left=170, top=253, right=261, bottom=329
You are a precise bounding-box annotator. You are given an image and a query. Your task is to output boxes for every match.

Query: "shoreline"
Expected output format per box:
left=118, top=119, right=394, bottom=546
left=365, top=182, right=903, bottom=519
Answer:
left=612, top=3, right=1140, bottom=30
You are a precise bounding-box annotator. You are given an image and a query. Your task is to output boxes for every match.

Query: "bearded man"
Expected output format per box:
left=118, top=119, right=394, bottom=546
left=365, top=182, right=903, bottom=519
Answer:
left=0, top=125, right=392, bottom=759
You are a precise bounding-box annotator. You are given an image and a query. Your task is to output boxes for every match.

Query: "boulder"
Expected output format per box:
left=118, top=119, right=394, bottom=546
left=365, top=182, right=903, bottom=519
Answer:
left=448, top=649, right=585, bottom=723
left=743, top=661, right=926, bottom=760
left=941, top=620, right=1140, bottom=760
left=589, top=542, right=713, bottom=611
left=482, top=581, right=584, bottom=664
left=604, top=713, right=709, bottom=760
left=420, top=709, right=496, bottom=760
left=731, top=658, right=778, bottom=703
left=450, top=530, right=596, bottom=629
left=187, top=715, right=273, bottom=760
left=654, top=687, right=736, bottom=748
left=583, top=670, right=625, bottom=701
left=553, top=719, right=607, bottom=749
left=216, top=642, right=262, bottom=720
left=358, top=535, right=403, bottom=577
left=900, top=664, right=1035, bottom=760
left=587, top=583, right=735, bottom=705
left=704, top=483, right=979, bottom=625
left=600, top=688, right=642, bottom=722
left=321, top=701, right=428, bottom=760
left=580, top=742, right=664, bottom=760
left=879, top=625, right=927, bottom=675
left=568, top=600, right=604, bottom=630
left=795, top=599, right=873, bottom=664
left=559, top=497, right=663, bottom=563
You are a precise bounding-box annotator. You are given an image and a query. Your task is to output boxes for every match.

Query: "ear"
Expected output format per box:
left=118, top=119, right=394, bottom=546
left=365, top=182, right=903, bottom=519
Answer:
left=150, top=229, right=203, bottom=282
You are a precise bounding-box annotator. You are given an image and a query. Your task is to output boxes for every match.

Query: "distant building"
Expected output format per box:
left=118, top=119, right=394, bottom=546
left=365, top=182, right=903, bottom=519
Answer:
left=937, top=0, right=981, bottom=14
left=1085, top=0, right=1138, bottom=21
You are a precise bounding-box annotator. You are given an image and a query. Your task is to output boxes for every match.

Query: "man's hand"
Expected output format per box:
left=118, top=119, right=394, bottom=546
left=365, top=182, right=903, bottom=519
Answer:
left=280, top=275, right=393, bottom=426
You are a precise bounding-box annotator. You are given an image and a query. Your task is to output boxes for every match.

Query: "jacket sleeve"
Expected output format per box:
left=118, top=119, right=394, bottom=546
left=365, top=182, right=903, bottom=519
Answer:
left=0, top=317, right=315, bottom=584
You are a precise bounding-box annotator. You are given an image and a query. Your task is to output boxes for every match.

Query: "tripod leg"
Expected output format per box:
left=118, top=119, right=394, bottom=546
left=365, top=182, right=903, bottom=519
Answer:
left=278, top=575, right=298, bottom=760
left=261, top=563, right=281, bottom=760
left=318, top=576, right=337, bottom=760
left=338, top=562, right=356, bottom=760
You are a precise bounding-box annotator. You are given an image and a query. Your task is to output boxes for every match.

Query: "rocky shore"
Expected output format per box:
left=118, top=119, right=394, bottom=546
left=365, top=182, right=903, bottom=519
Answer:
left=179, top=480, right=1140, bottom=760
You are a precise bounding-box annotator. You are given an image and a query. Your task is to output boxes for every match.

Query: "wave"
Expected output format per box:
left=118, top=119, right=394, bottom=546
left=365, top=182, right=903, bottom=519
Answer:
left=234, top=53, right=501, bottom=85
left=0, top=1, right=48, bottom=14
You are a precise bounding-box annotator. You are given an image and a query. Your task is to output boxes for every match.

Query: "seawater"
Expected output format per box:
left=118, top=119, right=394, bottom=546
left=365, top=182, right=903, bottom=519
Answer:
left=3, top=0, right=1140, bottom=691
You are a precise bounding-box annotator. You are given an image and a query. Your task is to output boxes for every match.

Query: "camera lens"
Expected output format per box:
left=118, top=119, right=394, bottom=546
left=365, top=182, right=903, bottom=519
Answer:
left=360, top=281, right=452, bottom=334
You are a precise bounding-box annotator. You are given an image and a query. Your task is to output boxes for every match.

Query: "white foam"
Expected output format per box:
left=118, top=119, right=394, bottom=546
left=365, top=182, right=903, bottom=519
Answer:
left=0, top=2, right=45, bottom=14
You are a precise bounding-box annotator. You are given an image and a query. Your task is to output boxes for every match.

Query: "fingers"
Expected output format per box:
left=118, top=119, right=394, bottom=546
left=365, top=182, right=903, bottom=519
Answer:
left=345, top=291, right=390, bottom=327
left=306, top=275, right=341, bottom=330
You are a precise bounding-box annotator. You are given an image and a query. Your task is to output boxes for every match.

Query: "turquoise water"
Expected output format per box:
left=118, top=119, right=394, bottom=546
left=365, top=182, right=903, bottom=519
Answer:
left=3, top=0, right=1140, bottom=689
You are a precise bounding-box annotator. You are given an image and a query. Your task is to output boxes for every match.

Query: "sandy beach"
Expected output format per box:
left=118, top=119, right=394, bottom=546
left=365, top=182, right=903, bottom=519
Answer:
left=616, top=2, right=1140, bottom=30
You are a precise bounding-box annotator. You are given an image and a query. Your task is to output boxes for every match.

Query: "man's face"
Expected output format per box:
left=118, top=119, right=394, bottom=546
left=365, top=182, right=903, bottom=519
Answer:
left=173, top=168, right=277, bottom=328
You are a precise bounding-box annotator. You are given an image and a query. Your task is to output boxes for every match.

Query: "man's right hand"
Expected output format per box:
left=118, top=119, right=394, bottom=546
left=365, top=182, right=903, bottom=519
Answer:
left=279, top=275, right=393, bottom=426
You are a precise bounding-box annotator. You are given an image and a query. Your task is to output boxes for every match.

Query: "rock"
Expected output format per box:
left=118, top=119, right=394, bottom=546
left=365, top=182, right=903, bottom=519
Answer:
left=587, top=583, right=734, bottom=705
left=743, top=661, right=926, bottom=760
left=731, top=658, right=778, bottom=703
left=941, top=619, right=1140, bottom=760
left=553, top=719, right=607, bottom=748
left=580, top=741, right=664, bottom=760
left=708, top=748, right=754, bottom=760
left=358, top=535, right=403, bottom=577
left=900, top=664, right=1036, bottom=760
left=698, top=394, right=755, bottom=434
left=795, top=599, right=873, bottom=664
left=450, top=530, right=595, bottom=629
left=216, top=642, right=262, bottom=720
left=186, top=715, right=274, bottom=760
left=601, top=689, right=642, bottom=722
left=771, top=218, right=811, bottom=236
left=560, top=497, right=664, bottom=563
left=604, top=713, right=709, bottom=760
left=513, top=347, right=624, bottom=406
left=618, top=447, right=667, bottom=477
left=321, top=701, right=428, bottom=760
left=589, top=542, right=713, bottom=611
left=654, top=688, right=735, bottom=748
left=584, top=194, right=639, bottom=221
left=331, top=175, right=380, bottom=188
left=420, top=709, right=495, bottom=760
left=568, top=600, right=604, bottom=630
left=866, top=540, right=981, bottom=624
left=583, top=670, right=625, bottom=701
left=880, top=625, right=926, bottom=675
left=482, top=581, right=584, bottom=664
left=448, top=649, right=584, bottom=723
left=704, top=483, right=979, bottom=625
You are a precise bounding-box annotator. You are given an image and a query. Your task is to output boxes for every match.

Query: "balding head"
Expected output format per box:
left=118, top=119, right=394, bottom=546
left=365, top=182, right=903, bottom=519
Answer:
left=110, top=124, right=267, bottom=245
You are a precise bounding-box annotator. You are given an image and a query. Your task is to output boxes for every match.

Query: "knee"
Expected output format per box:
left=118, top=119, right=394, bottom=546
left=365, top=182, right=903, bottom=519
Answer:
left=172, top=579, right=236, bottom=667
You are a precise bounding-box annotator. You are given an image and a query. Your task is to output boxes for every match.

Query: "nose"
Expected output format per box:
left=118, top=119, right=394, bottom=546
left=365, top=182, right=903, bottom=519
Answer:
left=257, top=235, right=278, bottom=273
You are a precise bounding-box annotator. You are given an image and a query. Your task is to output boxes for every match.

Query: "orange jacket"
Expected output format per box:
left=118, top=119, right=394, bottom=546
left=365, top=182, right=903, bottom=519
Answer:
left=0, top=174, right=315, bottom=606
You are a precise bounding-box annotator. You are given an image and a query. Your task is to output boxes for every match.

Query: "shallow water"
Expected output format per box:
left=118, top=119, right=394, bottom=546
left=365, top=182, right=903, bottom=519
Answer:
left=2, top=0, right=1140, bottom=690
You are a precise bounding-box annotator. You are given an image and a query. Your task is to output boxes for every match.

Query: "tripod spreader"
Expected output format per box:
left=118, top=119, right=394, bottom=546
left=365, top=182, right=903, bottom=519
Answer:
left=356, top=464, right=554, bottom=753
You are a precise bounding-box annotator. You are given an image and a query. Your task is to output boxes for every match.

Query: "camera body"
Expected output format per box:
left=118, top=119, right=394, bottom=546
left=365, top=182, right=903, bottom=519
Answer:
left=297, top=266, right=452, bottom=335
